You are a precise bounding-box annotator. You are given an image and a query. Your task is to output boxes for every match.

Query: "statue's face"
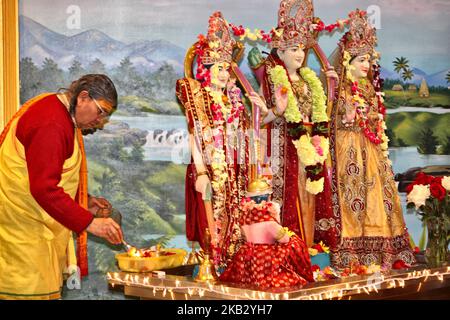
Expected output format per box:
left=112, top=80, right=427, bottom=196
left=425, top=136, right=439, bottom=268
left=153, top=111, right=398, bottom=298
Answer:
left=350, top=54, right=371, bottom=80
left=277, top=45, right=305, bottom=71
left=210, top=62, right=230, bottom=89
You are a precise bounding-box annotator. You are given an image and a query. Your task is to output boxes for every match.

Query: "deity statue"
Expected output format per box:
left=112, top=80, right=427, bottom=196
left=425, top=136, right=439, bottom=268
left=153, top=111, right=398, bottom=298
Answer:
left=176, top=12, right=250, bottom=267
left=248, top=0, right=338, bottom=247
left=326, top=10, right=416, bottom=269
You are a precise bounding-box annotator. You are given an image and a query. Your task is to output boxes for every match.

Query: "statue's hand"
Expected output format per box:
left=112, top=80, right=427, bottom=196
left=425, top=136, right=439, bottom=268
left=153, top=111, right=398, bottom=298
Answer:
left=324, top=67, right=339, bottom=84
left=325, top=70, right=338, bottom=79
left=195, top=175, right=211, bottom=200
left=248, top=92, right=268, bottom=115
left=274, top=85, right=288, bottom=115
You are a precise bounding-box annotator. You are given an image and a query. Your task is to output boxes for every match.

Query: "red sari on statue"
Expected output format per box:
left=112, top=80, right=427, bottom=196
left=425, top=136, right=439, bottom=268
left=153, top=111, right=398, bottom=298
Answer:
left=219, top=200, right=314, bottom=289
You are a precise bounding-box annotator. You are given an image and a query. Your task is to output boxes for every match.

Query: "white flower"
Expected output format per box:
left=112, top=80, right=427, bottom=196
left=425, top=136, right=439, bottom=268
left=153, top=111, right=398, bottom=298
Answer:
left=406, top=184, right=431, bottom=209
left=306, top=177, right=324, bottom=195
left=441, top=176, right=450, bottom=192
left=271, top=201, right=281, bottom=214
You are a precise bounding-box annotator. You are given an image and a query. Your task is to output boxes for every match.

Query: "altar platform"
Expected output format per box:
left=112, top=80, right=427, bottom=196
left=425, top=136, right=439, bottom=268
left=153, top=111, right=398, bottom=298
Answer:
left=107, top=264, right=450, bottom=300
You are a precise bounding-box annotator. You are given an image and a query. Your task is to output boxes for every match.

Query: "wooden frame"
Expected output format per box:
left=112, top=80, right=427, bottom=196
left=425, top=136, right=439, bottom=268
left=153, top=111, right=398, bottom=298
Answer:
left=0, top=0, right=19, bottom=131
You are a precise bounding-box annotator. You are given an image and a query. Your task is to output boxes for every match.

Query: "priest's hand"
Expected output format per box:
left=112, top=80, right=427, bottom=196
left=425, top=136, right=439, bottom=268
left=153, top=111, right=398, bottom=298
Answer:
left=86, top=217, right=123, bottom=245
left=88, top=196, right=112, bottom=217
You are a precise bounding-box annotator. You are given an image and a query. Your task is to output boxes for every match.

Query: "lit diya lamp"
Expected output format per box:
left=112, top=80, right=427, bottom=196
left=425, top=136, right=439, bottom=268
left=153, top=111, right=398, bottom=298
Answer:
left=123, top=241, right=175, bottom=258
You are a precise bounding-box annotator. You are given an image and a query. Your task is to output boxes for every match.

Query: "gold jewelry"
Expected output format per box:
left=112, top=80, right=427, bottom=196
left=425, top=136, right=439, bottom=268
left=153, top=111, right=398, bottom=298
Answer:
left=260, top=107, right=269, bottom=117
left=272, top=107, right=281, bottom=117
left=274, top=227, right=287, bottom=241
left=197, top=171, right=208, bottom=177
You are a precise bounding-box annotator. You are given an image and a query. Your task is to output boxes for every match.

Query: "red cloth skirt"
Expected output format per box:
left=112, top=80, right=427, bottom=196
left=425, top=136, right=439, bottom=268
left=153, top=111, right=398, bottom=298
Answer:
left=219, top=236, right=314, bottom=289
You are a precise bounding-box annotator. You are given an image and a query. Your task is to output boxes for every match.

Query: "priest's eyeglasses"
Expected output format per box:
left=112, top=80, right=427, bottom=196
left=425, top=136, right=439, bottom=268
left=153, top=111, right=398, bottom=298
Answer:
left=93, top=98, right=110, bottom=120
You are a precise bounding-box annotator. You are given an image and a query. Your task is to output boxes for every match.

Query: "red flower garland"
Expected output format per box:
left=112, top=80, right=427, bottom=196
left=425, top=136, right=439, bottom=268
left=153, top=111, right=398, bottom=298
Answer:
left=228, top=17, right=351, bottom=45
left=314, top=18, right=350, bottom=33
left=350, top=63, right=386, bottom=145
left=228, top=23, right=272, bottom=44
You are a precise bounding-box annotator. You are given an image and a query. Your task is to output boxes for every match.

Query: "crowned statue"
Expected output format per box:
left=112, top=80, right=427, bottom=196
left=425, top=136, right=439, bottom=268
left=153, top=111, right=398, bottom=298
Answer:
left=176, top=12, right=251, bottom=267
left=326, top=10, right=416, bottom=269
left=247, top=0, right=338, bottom=248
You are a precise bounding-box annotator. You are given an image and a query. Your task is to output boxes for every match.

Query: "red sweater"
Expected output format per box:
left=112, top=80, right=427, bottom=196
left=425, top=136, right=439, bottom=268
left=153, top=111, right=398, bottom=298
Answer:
left=16, top=94, right=93, bottom=233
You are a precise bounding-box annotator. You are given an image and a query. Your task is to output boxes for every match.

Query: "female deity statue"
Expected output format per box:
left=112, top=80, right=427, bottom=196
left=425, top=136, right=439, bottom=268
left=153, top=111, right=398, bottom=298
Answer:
left=327, top=10, right=416, bottom=269
left=176, top=12, right=250, bottom=267
left=248, top=0, right=338, bottom=247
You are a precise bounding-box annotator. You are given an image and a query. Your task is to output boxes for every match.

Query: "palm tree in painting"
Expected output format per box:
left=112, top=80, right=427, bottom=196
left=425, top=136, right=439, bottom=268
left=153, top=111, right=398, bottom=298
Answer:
left=393, top=57, right=413, bottom=103
left=393, top=57, right=410, bottom=74
left=402, top=69, right=414, bottom=83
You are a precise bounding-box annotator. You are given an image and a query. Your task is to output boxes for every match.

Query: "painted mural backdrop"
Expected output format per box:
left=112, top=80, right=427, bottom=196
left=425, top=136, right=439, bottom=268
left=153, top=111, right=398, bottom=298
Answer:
left=18, top=0, right=449, bottom=299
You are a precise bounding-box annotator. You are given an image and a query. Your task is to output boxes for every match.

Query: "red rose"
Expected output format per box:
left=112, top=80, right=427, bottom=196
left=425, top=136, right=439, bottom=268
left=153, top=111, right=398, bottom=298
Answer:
left=392, top=260, right=410, bottom=270
left=431, top=176, right=443, bottom=185
left=414, top=172, right=433, bottom=185
left=430, top=182, right=446, bottom=201
left=311, top=265, right=320, bottom=272
left=414, top=247, right=420, bottom=254
left=406, top=183, right=415, bottom=194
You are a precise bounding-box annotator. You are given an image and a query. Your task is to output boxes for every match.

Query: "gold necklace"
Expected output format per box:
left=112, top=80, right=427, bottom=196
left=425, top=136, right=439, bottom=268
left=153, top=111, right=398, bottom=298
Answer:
left=292, top=77, right=313, bottom=119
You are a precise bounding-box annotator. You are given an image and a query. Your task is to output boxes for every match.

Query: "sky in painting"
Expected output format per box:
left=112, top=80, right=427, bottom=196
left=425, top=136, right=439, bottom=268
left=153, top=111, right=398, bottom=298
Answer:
left=20, top=0, right=450, bottom=74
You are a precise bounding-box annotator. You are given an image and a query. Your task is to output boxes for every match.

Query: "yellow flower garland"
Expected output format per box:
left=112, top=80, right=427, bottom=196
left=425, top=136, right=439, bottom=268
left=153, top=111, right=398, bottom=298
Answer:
left=306, top=177, right=325, bottom=195
left=269, top=65, right=330, bottom=194
left=300, top=68, right=328, bottom=123
left=269, top=65, right=301, bottom=123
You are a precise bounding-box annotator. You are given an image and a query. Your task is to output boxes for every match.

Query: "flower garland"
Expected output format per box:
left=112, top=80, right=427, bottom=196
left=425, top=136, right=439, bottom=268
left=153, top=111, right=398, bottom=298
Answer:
left=342, top=50, right=390, bottom=157
left=269, top=65, right=330, bottom=194
left=193, top=55, right=246, bottom=192
left=268, top=66, right=328, bottom=124
left=228, top=17, right=351, bottom=45
left=207, top=83, right=244, bottom=191
left=312, top=18, right=350, bottom=33
left=208, top=68, right=245, bottom=128
left=228, top=23, right=272, bottom=44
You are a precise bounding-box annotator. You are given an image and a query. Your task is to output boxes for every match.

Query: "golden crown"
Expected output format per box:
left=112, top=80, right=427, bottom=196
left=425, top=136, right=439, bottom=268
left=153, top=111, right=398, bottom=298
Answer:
left=200, top=12, right=235, bottom=65
left=271, top=0, right=316, bottom=50
left=340, top=9, right=377, bottom=57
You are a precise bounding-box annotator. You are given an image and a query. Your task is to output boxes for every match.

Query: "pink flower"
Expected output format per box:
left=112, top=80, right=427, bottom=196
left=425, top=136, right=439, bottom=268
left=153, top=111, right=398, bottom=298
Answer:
left=311, top=135, right=324, bottom=156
